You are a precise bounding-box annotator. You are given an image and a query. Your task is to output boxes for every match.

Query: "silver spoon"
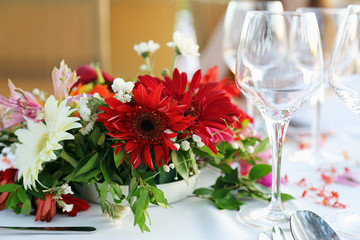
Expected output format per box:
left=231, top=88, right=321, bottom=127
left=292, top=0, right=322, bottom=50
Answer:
left=272, top=225, right=285, bottom=240
left=290, top=210, right=341, bottom=240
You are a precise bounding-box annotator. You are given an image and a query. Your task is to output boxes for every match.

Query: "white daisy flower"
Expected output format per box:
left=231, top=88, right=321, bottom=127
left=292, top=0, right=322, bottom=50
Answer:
left=167, top=31, right=200, bottom=56
left=15, top=96, right=81, bottom=190
left=133, top=40, right=160, bottom=56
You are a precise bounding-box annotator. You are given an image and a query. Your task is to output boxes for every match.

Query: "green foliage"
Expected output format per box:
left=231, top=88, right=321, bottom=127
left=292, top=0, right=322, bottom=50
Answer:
left=193, top=165, right=294, bottom=211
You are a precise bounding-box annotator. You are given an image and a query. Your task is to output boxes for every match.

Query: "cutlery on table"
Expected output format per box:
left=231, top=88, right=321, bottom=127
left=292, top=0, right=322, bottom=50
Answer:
left=290, top=210, right=341, bottom=240
left=0, top=226, right=96, bottom=234
left=272, top=225, right=285, bottom=240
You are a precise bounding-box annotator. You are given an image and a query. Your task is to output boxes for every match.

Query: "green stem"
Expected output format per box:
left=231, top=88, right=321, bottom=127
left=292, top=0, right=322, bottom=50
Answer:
left=171, top=52, right=179, bottom=74
left=60, top=151, right=78, bottom=168
left=144, top=56, right=152, bottom=75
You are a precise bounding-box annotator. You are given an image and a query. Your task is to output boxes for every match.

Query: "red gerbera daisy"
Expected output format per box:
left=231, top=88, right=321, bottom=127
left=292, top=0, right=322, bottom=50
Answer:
left=97, top=84, right=194, bottom=170
left=138, top=69, right=238, bottom=154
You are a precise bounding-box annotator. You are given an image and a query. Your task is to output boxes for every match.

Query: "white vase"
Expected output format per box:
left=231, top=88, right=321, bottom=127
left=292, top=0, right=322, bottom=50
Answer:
left=77, top=172, right=199, bottom=205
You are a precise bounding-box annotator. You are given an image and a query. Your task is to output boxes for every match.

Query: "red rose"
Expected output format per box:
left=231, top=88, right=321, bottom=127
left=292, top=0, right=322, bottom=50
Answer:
left=0, top=168, right=17, bottom=210
left=35, top=194, right=57, bottom=222
left=60, top=194, right=90, bottom=217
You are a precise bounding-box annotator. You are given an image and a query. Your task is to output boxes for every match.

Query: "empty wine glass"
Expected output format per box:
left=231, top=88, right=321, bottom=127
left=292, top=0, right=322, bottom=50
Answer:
left=235, top=11, right=323, bottom=230
left=223, top=1, right=283, bottom=135
left=328, top=4, right=360, bottom=238
left=291, top=7, right=345, bottom=164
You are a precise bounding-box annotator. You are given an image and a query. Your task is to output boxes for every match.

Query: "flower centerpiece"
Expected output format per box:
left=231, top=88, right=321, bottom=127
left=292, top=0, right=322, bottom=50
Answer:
left=0, top=31, right=284, bottom=232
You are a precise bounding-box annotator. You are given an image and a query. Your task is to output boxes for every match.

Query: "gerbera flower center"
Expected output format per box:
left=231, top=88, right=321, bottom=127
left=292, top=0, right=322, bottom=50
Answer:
left=36, top=133, right=49, bottom=154
left=133, top=111, right=163, bottom=142
left=185, top=98, right=202, bottom=121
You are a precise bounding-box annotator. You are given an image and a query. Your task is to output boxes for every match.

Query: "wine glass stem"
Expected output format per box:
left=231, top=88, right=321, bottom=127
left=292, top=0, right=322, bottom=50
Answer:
left=264, top=117, right=289, bottom=217
left=311, top=99, right=321, bottom=154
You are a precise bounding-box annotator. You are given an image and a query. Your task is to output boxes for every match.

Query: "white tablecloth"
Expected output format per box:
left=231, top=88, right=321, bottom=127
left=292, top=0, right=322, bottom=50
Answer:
left=1, top=96, right=360, bottom=240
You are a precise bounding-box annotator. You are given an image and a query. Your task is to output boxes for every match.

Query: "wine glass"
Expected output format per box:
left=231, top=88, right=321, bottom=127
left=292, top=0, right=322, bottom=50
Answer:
left=328, top=4, right=360, bottom=238
left=223, top=1, right=283, bottom=135
left=235, top=11, right=323, bottom=230
left=290, top=7, right=345, bottom=164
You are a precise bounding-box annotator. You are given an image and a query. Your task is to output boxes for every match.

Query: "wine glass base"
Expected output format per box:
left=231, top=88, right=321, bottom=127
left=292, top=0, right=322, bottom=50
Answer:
left=238, top=202, right=292, bottom=230
left=326, top=210, right=360, bottom=238
left=289, top=149, right=344, bottom=165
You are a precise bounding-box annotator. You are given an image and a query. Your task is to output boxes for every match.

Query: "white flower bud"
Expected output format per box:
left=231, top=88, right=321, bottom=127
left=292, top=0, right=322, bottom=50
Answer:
left=173, top=143, right=180, bottom=151
left=192, top=134, right=201, bottom=143
left=246, top=146, right=255, bottom=154
left=163, top=165, right=170, bottom=172
left=180, top=140, right=190, bottom=151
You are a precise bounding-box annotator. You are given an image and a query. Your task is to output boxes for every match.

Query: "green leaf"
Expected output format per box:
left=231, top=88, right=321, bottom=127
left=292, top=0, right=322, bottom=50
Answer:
left=171, top=151, right=189, bottom=184
left=249, top=164, right=272, bottom=180
left=149, top=186, right=168, bottom=208
left=210, top=189, right=231, bottom=199
left=71, top=168, right=102, bottom=182
left=222, top=168, right=239, bottom=184
left=111, top=183, right=123, bottom=199
left=133, top=188, right=150, bottom=233
left=20, top=199, right=31, bottom=215
left=17, top=188, right=27, bottom=202
left=100, top=181, right=109, bottom=202
left=90, top=126, right=100, bottom=146
left=75, top=152, right=99, bottom=176
left=253, top=182, right=271, bottom=195
left=281, top=193, right=295, bottom=202
left=197, top=145, right=223, bottom=158
left=214, top=198, right=244, bottom=210
left=193, top=188, right=213, bottom=196
left=0, top=184, right=19, bottom=193
left=114, top=149, right=126, bottom=168
left=254, top=138, right=269, bottom=154
left=97, top=132, right=106, bottom=146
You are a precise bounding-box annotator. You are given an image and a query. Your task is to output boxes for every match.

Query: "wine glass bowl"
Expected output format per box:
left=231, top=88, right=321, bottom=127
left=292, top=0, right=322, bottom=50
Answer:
left=290, top=7, right=345, bottom=164
left=223, top=1, right=283, bottom=134
left=328, top=5, right=360, bottom=238
left=235, top=11, right=323, bottom=230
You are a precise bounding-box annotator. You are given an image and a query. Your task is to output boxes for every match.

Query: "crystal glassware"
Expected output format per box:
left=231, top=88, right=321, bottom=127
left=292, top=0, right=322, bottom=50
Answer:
left=222, top=1, right=283, bottom=135
left=290, top=7, right=345, bottom=164
left=235, top=11, right=323, bottom=230
left=328, top=4, right=360, bottom=238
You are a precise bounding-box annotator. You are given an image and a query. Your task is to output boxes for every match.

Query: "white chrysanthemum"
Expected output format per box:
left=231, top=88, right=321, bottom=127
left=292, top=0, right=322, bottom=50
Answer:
left=15, top=96, right=81, bottom=190
left=133, top=40, right=160, bottom=56
left=112, top=78, right=134, bottom=103
left=167, top=31, right=200, bottom=56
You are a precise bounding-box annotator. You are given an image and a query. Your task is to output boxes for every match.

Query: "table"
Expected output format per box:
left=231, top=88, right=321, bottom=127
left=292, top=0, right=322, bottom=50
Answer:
left=1, top=96, right=360, bottom=240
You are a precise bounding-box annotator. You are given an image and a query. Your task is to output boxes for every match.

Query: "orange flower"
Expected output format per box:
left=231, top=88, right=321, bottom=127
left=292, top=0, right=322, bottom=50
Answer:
left=90, top=84, right=115, bottom=99
left=35, top=194, right=57, bottom=222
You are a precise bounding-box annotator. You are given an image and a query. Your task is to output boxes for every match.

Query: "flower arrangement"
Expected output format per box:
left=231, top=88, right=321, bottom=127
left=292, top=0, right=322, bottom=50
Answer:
left=0, top=31, right=280, bottom=232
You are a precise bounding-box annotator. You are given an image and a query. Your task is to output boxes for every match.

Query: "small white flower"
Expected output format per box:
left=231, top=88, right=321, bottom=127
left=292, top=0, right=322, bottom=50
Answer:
left=246, top=146, right=255, bottom=154
left=174, top=143, right=180, bottom=151
left=61, top=183, right=74, bottom=195
left=80, top=119, right=96, bottom=135
left=180, top=140, right=190, bottom=151
left=79, top=93, right=91, bottom=121
left=93, top=92, right=101, bottom=99
left=196, top=141, right=204, bottom=148
left=164, top=129, right=173, bottom=134
left=62, top=203, right=74, bottom=213
left=189, top=171, right=194, bottom=176
left=112, top=78, right=134, bottom=103
left=163, top=165, right=170, bottom=172
left=140, top=64, right=148, bottom=71
left=167, top=31, right=200, bottom=56
left=231, top=142, right=240, bottom=149
left=32, top=88, right=40, bottom=96
left=134, top=40, right=160, bottom=56
left=169, top=163, right=175, bottom=169
left=192, top=134, right=201, bottom=143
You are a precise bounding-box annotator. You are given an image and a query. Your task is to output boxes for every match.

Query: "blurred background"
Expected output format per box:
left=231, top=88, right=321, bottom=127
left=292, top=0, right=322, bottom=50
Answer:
left=0, top=0, right=356, bottom=96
